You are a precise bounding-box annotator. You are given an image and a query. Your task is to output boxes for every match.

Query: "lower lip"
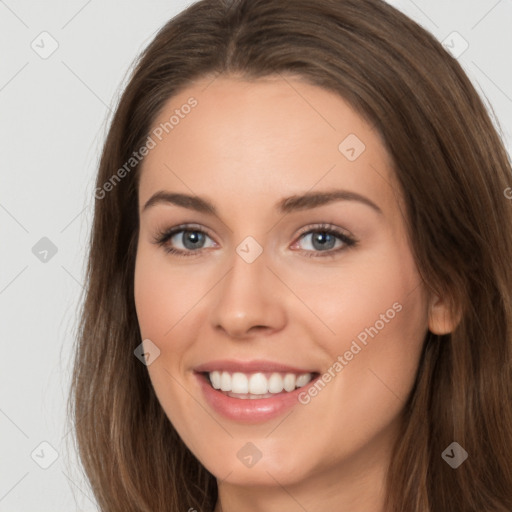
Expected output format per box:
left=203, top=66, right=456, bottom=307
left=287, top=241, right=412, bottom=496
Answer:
left=195, top=372, right=319, bottom=424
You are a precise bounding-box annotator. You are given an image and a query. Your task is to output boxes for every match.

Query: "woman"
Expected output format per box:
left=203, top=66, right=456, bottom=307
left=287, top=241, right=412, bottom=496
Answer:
left=69, top=0, right=512, bottom=510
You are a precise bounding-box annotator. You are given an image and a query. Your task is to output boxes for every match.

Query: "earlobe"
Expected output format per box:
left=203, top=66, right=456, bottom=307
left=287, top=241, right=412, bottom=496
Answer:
left=427, top=293, right=461, bottom=335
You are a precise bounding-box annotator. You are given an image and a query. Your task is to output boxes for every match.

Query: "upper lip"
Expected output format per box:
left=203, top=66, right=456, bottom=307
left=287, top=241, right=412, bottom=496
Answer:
left=194, top=359, right=318, bottom=374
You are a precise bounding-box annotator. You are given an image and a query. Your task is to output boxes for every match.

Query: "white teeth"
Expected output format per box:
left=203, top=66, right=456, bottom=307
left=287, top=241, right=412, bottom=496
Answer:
left=296, top=373, right=311, bottom=387
left=249, top=373, right=268, bottom=394
left=231, top=372, right=249, bottom=394
left=210, top=370, right=221, bottom=389
left=283, top=373, right=296, bottom=392
left=268, top=373, right=284, bottom=393
left=220, top=371, right=231, bottom=391
left=207, top=371, right=313, bottom=395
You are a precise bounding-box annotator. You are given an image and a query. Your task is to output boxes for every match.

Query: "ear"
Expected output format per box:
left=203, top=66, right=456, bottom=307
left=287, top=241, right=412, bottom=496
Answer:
left=428, top=293, right=461, bottom=335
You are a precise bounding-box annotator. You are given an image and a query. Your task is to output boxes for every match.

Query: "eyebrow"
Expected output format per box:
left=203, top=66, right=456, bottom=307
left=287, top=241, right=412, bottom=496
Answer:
left=142, top=189, right=383, bottom=215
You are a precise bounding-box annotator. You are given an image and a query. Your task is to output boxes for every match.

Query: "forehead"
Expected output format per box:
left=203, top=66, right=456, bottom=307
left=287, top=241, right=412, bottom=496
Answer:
left=137, top=75, right=400, bottom=219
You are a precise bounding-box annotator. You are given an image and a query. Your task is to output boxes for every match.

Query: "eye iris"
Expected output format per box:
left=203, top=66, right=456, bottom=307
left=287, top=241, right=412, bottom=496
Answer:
left=183, top=231, right=205, bottom=249
left=312, top=231, right=335, bottom=251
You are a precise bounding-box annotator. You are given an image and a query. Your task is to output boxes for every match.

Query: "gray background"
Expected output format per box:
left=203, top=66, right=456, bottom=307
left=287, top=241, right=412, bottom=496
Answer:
left=1, top=0, right=511, bottom=510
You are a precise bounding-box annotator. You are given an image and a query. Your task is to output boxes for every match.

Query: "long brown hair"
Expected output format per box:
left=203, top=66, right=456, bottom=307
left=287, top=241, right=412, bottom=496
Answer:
left=68, top=0, right=512, bottom=510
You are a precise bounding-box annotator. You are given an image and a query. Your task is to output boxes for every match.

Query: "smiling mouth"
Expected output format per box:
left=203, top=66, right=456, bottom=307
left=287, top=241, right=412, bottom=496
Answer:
left=201, top=370, right=320, bottom=399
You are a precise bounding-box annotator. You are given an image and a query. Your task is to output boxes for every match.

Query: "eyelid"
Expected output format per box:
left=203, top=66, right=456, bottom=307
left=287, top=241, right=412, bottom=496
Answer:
left=151, top=223, right=218, bottom=256
left=155, top=223, right=217, bottom=242
left=294, top=222, right=355, bottom=240
left=290, top=223, right=357, bottom=256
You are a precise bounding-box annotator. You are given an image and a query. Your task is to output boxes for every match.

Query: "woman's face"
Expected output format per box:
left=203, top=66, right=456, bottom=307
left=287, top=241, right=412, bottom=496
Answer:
left=134, top=75, right=435, bottom=495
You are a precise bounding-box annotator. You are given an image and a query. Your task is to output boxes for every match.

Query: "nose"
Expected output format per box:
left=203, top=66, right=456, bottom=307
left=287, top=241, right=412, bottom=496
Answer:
left=209, top=245, right=287, bottom=339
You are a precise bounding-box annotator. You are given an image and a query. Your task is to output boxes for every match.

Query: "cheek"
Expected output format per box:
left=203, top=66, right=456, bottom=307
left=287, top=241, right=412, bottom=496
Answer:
left=286, top=247, right=425, bottom=347
left=302, top=242, right=429, bottom=397
left=133, top=246, right=213, bottom=410
left=336, top=253, right=428, bottom=397
left=134, top=267, right=173, bottom=336
left=133, top=249, right=203, bottom=441
left=134, top=245, right=206, bottom=341
left=286, top=258, right=428, bottom=467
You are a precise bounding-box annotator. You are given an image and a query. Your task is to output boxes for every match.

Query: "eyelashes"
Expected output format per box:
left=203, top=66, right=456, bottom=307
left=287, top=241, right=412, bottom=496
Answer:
left=152, top=223, right=217, bottom=258
left=152, top=222, right=357, bottom=259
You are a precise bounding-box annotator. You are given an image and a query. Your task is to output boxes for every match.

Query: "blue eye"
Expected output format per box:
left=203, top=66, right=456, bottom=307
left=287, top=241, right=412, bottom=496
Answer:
left=299, top=230, right=342, bottom=251
left=293, top=224, right=357, bottom=258
left=152, top=223, right=357, bottom=258
left=153, top=224, right=216, bottom=257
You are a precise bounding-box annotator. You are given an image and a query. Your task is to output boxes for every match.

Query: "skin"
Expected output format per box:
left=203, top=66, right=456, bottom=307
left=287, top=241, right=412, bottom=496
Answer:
left=134, top=74, right=455, bottom=512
